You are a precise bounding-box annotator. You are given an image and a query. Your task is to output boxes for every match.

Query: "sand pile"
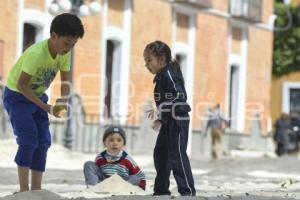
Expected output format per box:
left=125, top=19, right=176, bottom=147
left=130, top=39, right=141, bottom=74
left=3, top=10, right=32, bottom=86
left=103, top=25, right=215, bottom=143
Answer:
left=0, top=190, right=67, bottom=200
left=87, top=174, right=146, bottom=195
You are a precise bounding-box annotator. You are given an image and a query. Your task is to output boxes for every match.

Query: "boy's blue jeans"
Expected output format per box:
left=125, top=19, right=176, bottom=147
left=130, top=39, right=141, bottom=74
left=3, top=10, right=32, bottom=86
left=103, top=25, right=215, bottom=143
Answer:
left=3, top=87, right=51, bottom=172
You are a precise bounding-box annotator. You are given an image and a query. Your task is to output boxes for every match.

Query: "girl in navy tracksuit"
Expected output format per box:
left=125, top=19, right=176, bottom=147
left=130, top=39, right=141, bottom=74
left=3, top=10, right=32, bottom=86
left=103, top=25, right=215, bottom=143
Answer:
left=143, top=40, right=196, bottom=196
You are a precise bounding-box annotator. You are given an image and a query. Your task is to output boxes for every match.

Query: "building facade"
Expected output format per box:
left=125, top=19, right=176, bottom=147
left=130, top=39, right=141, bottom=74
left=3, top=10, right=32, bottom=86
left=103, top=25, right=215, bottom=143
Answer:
left=0, top=0, right=274, bottom=136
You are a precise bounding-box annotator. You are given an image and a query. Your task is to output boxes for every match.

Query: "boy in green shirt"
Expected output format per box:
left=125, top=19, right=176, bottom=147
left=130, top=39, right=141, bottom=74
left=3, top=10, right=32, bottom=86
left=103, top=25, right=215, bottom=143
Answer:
left=3, top=13, right=84, bottom=192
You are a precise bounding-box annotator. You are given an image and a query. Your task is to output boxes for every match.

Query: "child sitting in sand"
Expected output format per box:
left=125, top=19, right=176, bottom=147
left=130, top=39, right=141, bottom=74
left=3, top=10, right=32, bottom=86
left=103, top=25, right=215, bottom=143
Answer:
left=83, top=126, right=146, bottom=190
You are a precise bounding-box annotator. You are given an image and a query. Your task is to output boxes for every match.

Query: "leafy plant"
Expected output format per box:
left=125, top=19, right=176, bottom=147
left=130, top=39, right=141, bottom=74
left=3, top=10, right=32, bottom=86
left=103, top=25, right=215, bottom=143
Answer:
left=273, top=3, right=300, bottom=76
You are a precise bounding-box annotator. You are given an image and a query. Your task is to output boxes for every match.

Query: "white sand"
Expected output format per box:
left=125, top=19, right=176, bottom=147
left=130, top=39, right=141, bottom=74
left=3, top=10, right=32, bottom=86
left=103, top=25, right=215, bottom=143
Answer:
left=0, top=139, right=151, bottom=200
left=248, top=170, right=300, bottom=179
left=0, top=175, right=148, bottom=200
left=3, top=139, right=300, bottom=199
left=0, top=190, right=66, bottom=200
left=86, top=174, right=146, bottom=195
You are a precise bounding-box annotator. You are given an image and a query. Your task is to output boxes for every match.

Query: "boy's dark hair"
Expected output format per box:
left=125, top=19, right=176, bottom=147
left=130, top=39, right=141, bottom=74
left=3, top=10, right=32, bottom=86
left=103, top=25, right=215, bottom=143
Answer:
left=50, top=13, right=84, bottom=38
left=144, top=40, right=184, bottom=84
left=103, top=126, right=126, bottom=145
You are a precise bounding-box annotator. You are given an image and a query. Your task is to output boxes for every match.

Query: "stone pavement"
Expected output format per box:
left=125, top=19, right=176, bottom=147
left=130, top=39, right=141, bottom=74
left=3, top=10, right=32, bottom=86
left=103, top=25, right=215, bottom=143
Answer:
left=1, top=154, right=300, bottom=199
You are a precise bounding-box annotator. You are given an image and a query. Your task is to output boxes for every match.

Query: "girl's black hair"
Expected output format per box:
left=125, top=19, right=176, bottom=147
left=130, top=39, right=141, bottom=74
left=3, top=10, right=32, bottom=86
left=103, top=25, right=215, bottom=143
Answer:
left=50, top=13, right=84, bottom=38
left=144, top=40, right=184, bottom=84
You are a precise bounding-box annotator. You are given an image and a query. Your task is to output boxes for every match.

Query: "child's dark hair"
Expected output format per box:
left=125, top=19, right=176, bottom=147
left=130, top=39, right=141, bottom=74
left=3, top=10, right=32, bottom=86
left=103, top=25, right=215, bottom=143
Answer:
left=144, top=40, right=184, bottom=83
left=50, top=13, right=84, bottom=38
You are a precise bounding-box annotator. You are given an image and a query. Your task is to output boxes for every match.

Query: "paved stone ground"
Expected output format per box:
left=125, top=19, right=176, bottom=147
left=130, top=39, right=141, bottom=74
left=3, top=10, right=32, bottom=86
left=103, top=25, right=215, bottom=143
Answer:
left=1, top=155, right=300, bottom=199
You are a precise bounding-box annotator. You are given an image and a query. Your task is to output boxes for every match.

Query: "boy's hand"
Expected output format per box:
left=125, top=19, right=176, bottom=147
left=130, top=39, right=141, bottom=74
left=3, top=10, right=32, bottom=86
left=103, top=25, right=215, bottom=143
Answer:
left=52, top=104, right=67, bottom=118
left=51, top=98, right=68, bottom=118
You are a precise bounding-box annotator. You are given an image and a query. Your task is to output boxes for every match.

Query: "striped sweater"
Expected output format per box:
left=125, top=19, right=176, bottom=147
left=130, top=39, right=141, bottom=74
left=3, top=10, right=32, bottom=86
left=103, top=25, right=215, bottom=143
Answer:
left=95, top=150, right=146, bottom=190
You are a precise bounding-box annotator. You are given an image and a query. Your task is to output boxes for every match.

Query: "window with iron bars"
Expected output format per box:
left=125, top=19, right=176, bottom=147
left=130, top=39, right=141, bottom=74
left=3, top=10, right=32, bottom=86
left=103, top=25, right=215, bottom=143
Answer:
left=230, top=0, right=263, bottom=22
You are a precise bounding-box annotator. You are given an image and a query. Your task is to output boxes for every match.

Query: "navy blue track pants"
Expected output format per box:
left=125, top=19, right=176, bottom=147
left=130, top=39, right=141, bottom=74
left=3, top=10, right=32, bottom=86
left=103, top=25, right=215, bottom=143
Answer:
left=153, top=114, right=196, bottom=196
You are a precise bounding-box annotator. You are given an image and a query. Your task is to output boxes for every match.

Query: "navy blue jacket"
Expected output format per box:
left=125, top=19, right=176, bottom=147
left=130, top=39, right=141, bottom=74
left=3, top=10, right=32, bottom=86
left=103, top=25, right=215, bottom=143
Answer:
left=153, top=63, right=191, bottom=122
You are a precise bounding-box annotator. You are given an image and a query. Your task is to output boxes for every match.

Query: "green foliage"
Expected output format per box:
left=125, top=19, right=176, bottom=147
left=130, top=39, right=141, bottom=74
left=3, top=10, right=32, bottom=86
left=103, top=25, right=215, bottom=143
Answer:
left=273, top=3, right=300, bottom=76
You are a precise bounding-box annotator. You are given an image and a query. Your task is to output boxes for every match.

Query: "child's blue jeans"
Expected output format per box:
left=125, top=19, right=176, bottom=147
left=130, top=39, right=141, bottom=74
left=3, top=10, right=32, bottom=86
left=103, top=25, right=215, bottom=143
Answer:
left=83, top=161, right=105, bottom=186
left=3, top=87, right=51, bottom=172
left=83, top=161, right=142, bottom=187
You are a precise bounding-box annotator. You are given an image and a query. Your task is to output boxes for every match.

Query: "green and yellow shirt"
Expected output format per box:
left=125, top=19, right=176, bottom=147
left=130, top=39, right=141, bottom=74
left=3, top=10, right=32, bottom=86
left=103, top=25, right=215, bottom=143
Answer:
left=7, top=39, right=70, bottom=97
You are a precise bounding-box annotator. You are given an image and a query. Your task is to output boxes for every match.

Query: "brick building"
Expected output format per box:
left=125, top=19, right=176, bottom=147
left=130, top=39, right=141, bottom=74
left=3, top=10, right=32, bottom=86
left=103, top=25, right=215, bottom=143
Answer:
left=0, top=0, right=274, bottom=136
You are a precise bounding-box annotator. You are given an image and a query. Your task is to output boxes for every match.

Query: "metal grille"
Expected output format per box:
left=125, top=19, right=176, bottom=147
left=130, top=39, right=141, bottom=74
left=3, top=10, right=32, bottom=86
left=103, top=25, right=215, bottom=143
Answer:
left=230, top=0, right=263, bottom=22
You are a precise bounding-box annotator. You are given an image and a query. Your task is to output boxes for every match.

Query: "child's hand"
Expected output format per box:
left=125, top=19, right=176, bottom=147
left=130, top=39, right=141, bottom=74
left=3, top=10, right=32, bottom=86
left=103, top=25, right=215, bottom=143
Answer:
left=51, top=98, right=68, bottom=118
left=152, top=119, right=161, bottom=132
left=145, top=108, right=155, bottom=120
left=52, top=104, right=67, bottom=118
left=145, top=109, right=160, bottom=120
